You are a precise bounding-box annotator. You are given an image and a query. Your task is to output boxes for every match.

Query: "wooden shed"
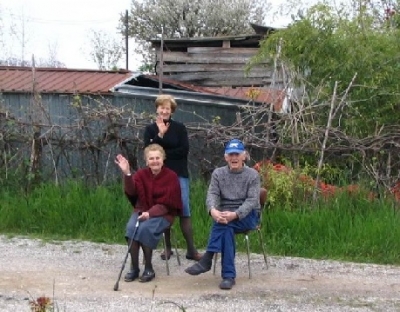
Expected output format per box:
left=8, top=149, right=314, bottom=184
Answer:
left=150, top=24, right=282, bottom=88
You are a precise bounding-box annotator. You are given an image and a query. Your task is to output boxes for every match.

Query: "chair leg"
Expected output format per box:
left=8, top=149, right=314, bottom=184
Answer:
left=213, top=253, right=218, bottom=275
left=163, top=232, right=170, bottom=276
left=244, top=234, right=251, bottom=279
left=258, top=229, right=268, bottom=269
left=212, top=231, right=265, bottom=279
left=171, top=227, right=181, bottom=266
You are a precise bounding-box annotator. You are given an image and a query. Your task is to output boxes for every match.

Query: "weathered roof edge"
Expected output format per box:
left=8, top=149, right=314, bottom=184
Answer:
left=149, top=34, right=263, bottom=44
left=0, top=66, right=131, bottom=73
left=111, top=71, right=142, bottom=92
left=149, top=24, right=280, bottom=44
left=114, top=85, right=262, bottom=107
left=249, top=23, right=282, bottom=35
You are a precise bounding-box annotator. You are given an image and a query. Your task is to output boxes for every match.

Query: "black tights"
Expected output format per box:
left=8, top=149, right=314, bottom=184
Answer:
left=164, top=216, right=197, bottom=256
left=128, top=240, right=153, bottom=271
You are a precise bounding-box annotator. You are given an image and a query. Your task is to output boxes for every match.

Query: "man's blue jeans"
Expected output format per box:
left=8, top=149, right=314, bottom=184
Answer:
left=206, top=209, right=259, bottom=279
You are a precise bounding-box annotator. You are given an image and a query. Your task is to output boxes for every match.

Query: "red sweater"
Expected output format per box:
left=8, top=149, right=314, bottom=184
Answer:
left=124, top=166, right=182, bottom=224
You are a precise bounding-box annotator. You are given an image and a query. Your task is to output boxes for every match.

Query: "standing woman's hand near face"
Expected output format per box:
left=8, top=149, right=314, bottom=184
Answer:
left=156, top=116, right=169, bottom=138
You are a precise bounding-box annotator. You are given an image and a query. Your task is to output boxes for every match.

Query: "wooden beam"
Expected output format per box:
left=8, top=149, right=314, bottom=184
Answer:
left=222, top=40, right=231, bottom=48
left=150, top=35, right=263, bottom=50
left=158, top=63, right=273, bottom=73
left=187, top=77, right=280, bottom=87
left=187, top=47, right=259, bottom=54
left=163, top=71, right=275, bottom=81
left=159, top=52, right=268, bottom=64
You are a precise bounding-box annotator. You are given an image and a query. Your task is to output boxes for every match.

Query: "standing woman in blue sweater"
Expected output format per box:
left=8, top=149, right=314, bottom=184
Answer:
left=144, top=94, right=201, bottom=261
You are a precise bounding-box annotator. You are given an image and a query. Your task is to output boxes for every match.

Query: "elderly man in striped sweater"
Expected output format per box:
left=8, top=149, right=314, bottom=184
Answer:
left=185, top=139, right=261, bottom=290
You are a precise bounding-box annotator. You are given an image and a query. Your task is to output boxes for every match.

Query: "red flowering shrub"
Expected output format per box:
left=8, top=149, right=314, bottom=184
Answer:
left=253, top=159, right=395, bottom=204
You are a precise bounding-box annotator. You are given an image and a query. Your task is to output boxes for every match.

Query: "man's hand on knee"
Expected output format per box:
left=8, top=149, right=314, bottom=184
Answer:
left=221, top=211, right=238, bottom=223
left=210, top=208, right=228, bottom=224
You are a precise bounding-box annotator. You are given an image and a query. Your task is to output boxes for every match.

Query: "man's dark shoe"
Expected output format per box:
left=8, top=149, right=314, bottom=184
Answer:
left=124, top=268, right=140, bottom=282
left=139, top=269, right=155, bottom=282
left=184, top=261, right=211, bottom=275
left=219, top=278, right=235, bottom=290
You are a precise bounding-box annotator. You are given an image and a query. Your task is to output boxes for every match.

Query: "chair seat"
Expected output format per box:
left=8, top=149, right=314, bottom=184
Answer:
left=236, top=226, right=260, bottom=235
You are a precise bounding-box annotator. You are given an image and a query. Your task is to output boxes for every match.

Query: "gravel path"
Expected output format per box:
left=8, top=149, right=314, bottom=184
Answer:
left=1, top=235, right=400, bottom=311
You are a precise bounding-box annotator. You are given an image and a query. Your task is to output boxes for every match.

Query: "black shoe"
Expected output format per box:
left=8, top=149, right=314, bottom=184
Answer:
left=184, top=261, right=211, bottom=275
left=185, top=252, right=203, bottom=261
left=219, top=278, right=235, bottom=290
left=139, top=269, right=155, bottom=283
left=160, top=250, right=173, bottom=260
left=124, top=268, right=140, bottom=282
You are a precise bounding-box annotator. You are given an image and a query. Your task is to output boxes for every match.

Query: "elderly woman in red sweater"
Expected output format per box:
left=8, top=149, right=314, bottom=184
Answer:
left=115, top=144, right=182, bottom=283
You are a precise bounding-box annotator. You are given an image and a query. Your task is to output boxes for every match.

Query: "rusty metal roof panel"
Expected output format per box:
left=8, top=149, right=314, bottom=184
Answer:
left=204, top=87, right=285, bottom=112
left=204, top=86, right=284, bottom=104
left=0, top=66, right=134, bottom=94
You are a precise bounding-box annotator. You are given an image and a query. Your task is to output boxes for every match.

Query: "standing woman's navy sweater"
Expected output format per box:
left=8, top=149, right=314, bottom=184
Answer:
left=143, top=119, right=189, bottom=178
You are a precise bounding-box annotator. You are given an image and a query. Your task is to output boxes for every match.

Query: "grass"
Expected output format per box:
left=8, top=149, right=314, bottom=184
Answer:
left=265, top=194, right=400, bottom=264
left=1, top=179, right=400, bottom=265
left=0, top=181, right=130, bottom=242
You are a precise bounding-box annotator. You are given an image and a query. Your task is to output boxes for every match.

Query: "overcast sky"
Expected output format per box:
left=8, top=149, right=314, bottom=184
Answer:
left=1, top=0, right=292, bottom=71
left=1, top=0, right=133, bottom=69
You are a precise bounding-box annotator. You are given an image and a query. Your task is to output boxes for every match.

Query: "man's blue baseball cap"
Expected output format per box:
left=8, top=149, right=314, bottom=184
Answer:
left=225, top=139, right=245, bottom=154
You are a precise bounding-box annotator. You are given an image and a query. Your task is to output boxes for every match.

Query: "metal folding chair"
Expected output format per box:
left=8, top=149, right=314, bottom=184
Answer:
left=140, top=226, right=181, bottom=275
left=213, top=187, right=268, bottom=279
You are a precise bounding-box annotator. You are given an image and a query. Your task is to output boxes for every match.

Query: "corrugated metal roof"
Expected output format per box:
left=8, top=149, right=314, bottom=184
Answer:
left=0, top=66, right=133, bottom=94
left=121, top=74, right=286, bottom=111
left=114, top=85, right=253, bottom=107
left=142, top=75, right=220, bottom=94
left=0, top=67, right=287, bottom=112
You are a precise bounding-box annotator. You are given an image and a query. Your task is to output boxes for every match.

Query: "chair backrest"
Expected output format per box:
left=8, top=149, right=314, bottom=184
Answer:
left=259, top=187, right=267, bottom=210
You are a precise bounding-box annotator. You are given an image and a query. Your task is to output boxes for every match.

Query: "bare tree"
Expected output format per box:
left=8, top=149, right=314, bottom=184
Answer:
left=88, top=29, right=124, bottom=70
left=0, top=6, right=65, bottom=68
left=33, top=42, right=66, bottom=68
left=8, top=8, right=31, bottom=65
left=0, top=5, right=4, bottom=50
left=42, top=41, right=62, bottom=67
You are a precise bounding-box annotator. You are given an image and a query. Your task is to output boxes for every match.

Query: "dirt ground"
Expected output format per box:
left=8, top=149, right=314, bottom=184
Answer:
left=1, top=235, right=400, bottom=311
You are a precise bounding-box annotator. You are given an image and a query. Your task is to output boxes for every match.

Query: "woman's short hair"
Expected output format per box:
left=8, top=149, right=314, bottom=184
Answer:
left=155, top=94, right=178, bottom=113
left=144, top=143, right=166, bottom=160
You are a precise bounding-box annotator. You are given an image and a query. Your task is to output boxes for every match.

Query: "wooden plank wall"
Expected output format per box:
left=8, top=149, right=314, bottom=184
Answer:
left=156, top=44, right=281, bottom=87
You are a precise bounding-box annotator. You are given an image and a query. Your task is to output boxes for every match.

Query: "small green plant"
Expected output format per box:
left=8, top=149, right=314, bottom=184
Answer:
left=151, top=284, right=188, bottom=311
left=29, top=296, right=52, bottom=312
